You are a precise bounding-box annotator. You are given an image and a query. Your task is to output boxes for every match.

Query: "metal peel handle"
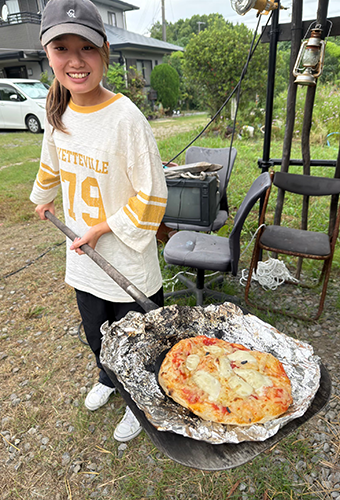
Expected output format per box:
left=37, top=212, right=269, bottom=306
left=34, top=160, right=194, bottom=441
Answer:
left=44, top=210, right=159, bottom=313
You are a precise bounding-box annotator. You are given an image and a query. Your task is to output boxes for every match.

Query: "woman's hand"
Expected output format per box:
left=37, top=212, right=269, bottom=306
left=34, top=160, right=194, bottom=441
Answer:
left=35, top=201, right=55, bottom=220
left=70, top=221, right=111, bottom=255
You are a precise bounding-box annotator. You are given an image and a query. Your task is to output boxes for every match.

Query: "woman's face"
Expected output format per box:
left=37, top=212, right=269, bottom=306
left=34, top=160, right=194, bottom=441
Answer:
left=45, top=34, right=105, bottom=105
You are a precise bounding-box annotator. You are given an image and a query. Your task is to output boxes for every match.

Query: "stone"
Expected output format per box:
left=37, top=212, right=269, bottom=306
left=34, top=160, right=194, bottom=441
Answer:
left=61, top=452, right=71, bottom=466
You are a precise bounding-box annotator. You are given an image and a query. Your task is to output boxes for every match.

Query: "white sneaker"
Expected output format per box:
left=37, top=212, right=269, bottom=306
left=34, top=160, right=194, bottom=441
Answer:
left=114, top=407, right=142, bottom=442
left=85, top=383, right=116, bottom=411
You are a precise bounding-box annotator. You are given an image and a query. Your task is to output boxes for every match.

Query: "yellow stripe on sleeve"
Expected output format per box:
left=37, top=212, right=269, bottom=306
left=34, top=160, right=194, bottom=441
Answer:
left=123, top=206, right=159, bottom=231
left=37, top=162, right=60, bottom=190
left=36, top=179, right=61, bottom=190
left=126, top=190, right=166, bottom=229
left=138, top=191, right=167, bottom=205
left=40, top=162, right=59, bottom=176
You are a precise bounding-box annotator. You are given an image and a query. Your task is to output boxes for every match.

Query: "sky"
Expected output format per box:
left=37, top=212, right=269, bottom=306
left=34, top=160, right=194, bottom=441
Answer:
left=125, top=0, right=339, bottom=38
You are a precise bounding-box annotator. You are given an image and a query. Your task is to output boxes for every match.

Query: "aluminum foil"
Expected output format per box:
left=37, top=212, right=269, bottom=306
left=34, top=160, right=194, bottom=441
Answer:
left=100, top=303, right=321, bottom=444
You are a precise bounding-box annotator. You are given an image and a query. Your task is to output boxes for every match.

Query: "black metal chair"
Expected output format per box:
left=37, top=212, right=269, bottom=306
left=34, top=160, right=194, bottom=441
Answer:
left=244, top=171, right=340, bottom=320
left=163, top=172, right=271, bottom=306
left=165, top=146, right=237, bottom=232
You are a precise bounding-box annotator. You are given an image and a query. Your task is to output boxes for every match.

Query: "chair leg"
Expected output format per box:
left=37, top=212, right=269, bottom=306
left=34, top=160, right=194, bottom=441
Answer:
left=195, top=269, right=205, bottom=306
left=244, top=239, right=261, bottom=307
left=164, top=269, right=206, bottom=306
left=315, top=258, right=332, bottom=320
left=164, top=267, right=240, bottom=307
left=318, top=260, right=328, bottom=285
left=205, top=274, right=224, bottom=289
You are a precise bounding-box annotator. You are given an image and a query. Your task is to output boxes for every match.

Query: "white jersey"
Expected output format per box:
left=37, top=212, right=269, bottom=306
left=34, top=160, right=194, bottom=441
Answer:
left=30, top=93, right=167, bottom=302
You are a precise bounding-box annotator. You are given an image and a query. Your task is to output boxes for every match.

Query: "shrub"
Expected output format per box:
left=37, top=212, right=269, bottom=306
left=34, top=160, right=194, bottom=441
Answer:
left=105, top=63, right=151, bottom=116
left=40, top=70, right=53, bottom=87
left=272, top=82, right=340, bottom=144
left=164, top=51, right=201, bottom=111
left=150, top=64, right=180, bottom=113
left=106, top=62, right=126, bottom=94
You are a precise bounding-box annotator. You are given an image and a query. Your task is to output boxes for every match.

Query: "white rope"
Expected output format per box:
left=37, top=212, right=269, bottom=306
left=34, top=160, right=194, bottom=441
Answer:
left=240, top=257, right=299, bottom=290
left=163, top=270, right=220, bottom=292
left=164, top=170, right=220, bottom=189
left=240, top=224, right=265, bottom=259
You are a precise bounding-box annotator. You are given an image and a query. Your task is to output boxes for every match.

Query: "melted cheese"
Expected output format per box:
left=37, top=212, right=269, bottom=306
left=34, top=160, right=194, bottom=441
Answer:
left=185, top=354, right=200, bottom=371
left=218, top=356, right=234, bottom=379
left=192, top=370, right=221, bottom=401
left=228, top=375, right=254, bottom=398
left=227, top=350, right=258, bottom=365
left=234, top=368, right=273, bottom=392
left=206, top=345, right=224, bottom=355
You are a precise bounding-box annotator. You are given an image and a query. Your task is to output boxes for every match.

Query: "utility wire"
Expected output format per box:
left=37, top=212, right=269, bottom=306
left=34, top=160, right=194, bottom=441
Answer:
left=227, top=13, right=264, bottom=169
left=163, top=11, right=273, bottom=166
left=2, top=241, right=65, bottom=279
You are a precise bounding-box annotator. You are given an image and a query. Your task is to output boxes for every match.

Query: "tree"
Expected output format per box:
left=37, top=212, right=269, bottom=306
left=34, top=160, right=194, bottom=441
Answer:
left=183, top=22, right=269, bottom=118
left=150, top=64, right=180, bottom=113
left=149, top=13, right=225, bottom=48
left=274, top=41, right=291, bottom=94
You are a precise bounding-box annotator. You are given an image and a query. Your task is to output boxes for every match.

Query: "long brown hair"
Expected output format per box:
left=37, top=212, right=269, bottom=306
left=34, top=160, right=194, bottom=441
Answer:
left=45, top=42, right=110, bottom=132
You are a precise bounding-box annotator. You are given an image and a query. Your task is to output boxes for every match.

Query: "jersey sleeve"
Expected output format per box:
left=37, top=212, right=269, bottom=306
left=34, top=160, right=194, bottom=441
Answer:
left=29, top=121, right=61, bottom=205
left=107, top=147, right=167, bottom=254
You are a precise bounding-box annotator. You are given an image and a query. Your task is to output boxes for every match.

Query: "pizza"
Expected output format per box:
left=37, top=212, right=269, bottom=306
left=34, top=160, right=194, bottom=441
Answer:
left=158, top=335, right=293, bottom=426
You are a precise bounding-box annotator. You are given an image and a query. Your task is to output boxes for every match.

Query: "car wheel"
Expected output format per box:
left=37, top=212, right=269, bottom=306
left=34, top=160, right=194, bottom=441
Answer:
left=26, top=114, right=41, bottom=134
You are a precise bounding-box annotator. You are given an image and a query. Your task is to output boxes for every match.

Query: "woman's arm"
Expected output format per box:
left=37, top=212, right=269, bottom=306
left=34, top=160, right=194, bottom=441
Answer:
left=35, top=200, right=55, bottom=220
left=69, top=220, right=111, bottom=255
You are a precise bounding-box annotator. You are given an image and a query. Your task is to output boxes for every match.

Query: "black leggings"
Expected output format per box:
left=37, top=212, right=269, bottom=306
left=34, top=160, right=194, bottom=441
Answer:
left=76, top=288, right=164, bottom=387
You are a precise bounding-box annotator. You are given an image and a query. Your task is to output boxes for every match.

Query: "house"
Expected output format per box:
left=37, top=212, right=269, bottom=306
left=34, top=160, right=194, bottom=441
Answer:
left=0, top=0, right=183, bottom=88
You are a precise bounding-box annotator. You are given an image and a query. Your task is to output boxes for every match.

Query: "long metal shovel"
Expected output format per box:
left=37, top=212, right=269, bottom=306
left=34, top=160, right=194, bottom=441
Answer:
left=44, top=210, right=159, bottom=313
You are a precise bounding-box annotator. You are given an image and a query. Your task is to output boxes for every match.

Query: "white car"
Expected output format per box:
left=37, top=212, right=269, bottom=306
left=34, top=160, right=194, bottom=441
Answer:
left=0, top=78, right=49, bottom=133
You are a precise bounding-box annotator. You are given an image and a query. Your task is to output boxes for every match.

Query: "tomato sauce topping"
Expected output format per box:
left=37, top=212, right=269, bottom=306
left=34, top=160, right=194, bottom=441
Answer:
left=202, top=337, right=218, bottom=346
left=181, top=388, right=200, bottom=404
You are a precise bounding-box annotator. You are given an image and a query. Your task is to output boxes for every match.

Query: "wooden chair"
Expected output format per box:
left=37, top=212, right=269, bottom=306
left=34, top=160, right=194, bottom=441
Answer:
left=244, top=171, right=340, bottom=320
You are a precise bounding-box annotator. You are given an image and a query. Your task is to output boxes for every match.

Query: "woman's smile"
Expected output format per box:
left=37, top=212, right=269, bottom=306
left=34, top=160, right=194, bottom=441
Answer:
left=67, top=72, right=90, bottom=79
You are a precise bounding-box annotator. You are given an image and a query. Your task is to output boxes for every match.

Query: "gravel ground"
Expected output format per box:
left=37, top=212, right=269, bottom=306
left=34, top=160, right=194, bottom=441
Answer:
left=1, top=220, right=340, bottom=499
left=237, top=274, right=340, bottom=499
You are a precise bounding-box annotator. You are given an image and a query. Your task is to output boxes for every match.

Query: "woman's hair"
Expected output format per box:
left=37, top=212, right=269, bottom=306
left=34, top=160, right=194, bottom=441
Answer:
left=45, top=42, right=110, bottom=133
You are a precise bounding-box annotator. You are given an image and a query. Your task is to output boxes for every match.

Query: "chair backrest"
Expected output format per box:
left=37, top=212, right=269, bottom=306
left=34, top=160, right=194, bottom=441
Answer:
left=229, top=172, right=271, bottom=275
left=274, top=172, right=340, bottom=196
left=185, top=146, right=237, bottom=211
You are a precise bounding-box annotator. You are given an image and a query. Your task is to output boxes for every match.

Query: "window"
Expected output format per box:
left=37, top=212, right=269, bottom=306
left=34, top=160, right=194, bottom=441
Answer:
left=136, top=60, right=152, bottom=85
left=0, top=85, right=24, bottom=101
left=6, top=0, right=19, bottom=14
left=15, top=81, right=49, bottom=99
left=108, top=11, right=116, bottom=26
left=4, top=65, right=27, bottom=79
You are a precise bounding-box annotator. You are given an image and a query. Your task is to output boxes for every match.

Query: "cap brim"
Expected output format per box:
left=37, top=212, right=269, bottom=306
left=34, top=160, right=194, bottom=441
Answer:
left=41, top=23, right=104, bottom=47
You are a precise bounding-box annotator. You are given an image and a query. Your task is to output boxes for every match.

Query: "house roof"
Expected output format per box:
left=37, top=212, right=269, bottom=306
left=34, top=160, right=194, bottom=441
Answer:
left=105, top=25, right=184, bottom=53
left=96, top=0, right=139, bottom=11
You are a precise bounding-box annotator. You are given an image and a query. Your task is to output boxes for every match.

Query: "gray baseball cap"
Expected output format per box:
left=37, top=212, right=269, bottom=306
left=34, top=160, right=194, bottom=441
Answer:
left=40, top=0, right=107, bottom=48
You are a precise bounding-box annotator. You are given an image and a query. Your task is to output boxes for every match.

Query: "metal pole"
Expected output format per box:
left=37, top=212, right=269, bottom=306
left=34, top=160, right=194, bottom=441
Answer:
left=161, top=0, right=166, bottom=42
left=261, top=1, right=281, bottom=172
left=258, top=1, right=280, bottom=261
left=274, top=0, right=303, bottom=226
left=197, top=22, right=206, bottom=33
